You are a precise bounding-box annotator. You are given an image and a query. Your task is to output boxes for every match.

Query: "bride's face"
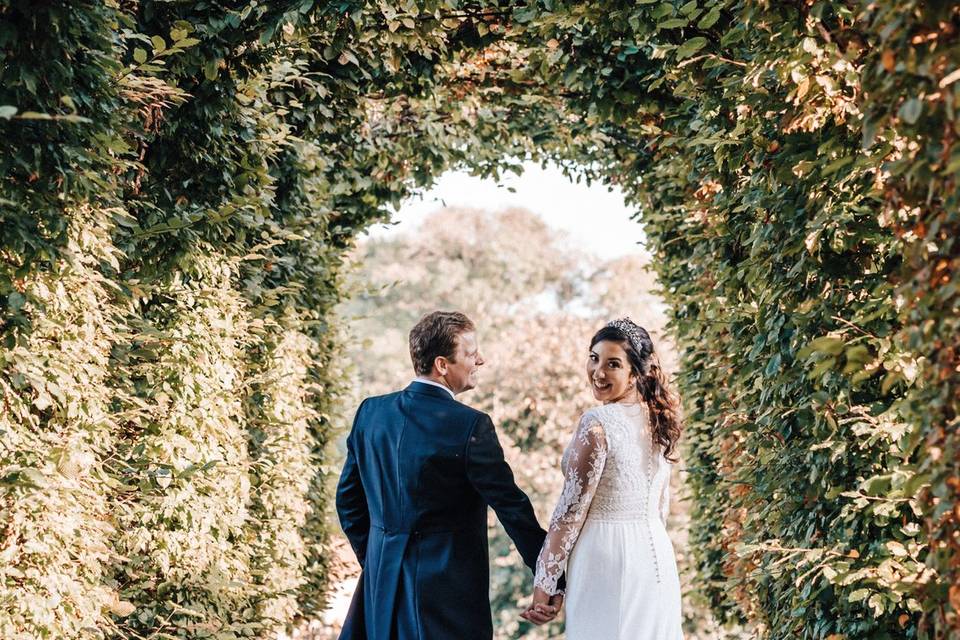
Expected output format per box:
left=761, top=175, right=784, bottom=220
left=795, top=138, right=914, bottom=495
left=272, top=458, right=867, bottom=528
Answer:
left=587, top=340, right=638, bottom=404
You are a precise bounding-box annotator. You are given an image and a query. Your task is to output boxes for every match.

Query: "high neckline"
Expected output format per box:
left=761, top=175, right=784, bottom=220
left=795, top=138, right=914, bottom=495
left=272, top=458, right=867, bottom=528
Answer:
left=606, top=401, right=645, bottom=409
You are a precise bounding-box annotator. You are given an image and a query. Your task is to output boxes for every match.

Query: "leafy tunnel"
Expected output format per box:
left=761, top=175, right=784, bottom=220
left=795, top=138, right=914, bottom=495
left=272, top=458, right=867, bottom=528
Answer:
left=1, top=1, right=957, bottom=639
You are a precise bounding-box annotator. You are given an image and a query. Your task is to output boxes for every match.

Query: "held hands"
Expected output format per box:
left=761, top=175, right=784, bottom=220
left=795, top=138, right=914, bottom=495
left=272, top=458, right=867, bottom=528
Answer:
left=520, top=586, right=563, bottom=625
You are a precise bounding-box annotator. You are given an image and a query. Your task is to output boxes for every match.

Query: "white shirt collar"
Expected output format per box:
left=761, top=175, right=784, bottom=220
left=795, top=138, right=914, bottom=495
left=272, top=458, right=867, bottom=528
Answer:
left=413, top=377, right=455, bottom=398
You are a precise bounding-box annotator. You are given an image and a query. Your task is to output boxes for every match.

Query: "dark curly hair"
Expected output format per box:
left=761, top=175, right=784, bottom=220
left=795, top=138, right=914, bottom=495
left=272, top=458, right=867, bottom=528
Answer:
left=590, top=324, right=682, bottom=462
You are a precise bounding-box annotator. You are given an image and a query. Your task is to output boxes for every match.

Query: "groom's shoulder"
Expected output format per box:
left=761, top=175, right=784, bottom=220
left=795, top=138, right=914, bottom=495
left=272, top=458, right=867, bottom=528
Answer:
left=358, top=387, right=489, bottom=425
left=358, top=390, right=402, bottom=411
left=450, top=400, right=487, bottom=421
left=423, top=394, right=489, bottom=426
left=358, top=388, right=481, bottom=412
left=352, top=390, right=401, bottom=421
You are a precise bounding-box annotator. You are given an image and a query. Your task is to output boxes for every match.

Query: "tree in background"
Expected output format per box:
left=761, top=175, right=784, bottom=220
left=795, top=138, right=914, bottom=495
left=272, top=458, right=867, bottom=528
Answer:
left=331, top=206, right=742, bottom=639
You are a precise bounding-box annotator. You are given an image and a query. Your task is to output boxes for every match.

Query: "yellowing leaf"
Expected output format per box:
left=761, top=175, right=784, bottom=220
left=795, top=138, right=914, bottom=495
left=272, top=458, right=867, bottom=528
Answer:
left=112, top=600, right=136, bottom=617
left=881, top=49, right=895, bottom=72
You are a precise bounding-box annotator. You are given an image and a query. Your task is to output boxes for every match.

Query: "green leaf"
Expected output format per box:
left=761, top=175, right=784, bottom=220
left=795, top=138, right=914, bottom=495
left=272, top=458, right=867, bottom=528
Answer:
left=898, top=97, right=922, bottom=125
left=652, top=3, right=674, bottom=18
left=943, top=152, right=960, bottom=174
left=151, top=35, right=166, bottom=53
left=848, top=588, right=870, bottom=603
left=805, top=336, right=845, bottom=357
left=823, top=155, right=854, bottom=175
left=864, top=474, right=893, bottom=494
left=881, top=371, right=902, bottom=395
left=676, top=37, right=708, bottom=60
left=810, top=357, right=837, bottom=378
left=133, top=48, right=147, bottom=64
left=844, top=344, right=871, bottom=365
left=658, top=18, right=689, bottom=29
left=204, top=58, right=220, bottom=81
left=698, top=7, right=721, bottom=28
left=861, top=117, right=879, bottom=150
left=7, top=291, right=27, bottom=313
left=764, top=353, right=781, bottom=376
left=21, top=70, right=36, bottom=94
left=0, top=105, right=16, bottom=119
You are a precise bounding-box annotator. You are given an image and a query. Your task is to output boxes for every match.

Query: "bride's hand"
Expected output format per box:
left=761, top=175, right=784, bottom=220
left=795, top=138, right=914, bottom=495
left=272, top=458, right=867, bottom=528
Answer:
left=520, top=586, right=563, bottom=625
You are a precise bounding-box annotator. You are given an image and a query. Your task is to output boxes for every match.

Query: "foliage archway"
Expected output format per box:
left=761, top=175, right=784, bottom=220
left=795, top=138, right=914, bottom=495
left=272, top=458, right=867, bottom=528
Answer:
left=1, top=2, right=957, bottom=639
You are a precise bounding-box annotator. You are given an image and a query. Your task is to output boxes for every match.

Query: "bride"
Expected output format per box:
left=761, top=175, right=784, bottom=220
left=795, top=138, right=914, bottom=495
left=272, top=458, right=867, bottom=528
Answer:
left=521, top=318, right=684, bottom=639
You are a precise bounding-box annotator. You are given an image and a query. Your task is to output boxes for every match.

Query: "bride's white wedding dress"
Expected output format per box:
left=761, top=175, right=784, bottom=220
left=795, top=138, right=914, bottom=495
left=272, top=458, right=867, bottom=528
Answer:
left=534, top=402, right=683, bottom=639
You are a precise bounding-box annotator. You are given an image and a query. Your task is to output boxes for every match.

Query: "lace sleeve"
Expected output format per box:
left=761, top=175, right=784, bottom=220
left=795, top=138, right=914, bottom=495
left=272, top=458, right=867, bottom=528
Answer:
left=533, top=412, right=608, bottom=596
left=659, top=462, right=671, bottom=526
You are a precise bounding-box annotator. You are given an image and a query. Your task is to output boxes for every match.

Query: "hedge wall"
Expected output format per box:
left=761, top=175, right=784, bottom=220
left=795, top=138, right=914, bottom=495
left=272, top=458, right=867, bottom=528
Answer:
left=496, top=2, right=959, bottom=638
left=0, top=2, right=430, bottom=638
left=1, top=2, right=571, bottom=637
left=2, top=1, right=957, bottom=640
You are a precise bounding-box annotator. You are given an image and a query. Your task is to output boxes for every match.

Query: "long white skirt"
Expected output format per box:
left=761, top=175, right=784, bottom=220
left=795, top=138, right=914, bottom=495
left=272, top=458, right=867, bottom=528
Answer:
left=565, top=518, right=684, bottom=640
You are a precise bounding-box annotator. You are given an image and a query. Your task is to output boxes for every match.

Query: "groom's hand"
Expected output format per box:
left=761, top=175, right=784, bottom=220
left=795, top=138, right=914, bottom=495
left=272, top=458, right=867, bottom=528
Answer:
left=520, top=587, right=563, bottom=625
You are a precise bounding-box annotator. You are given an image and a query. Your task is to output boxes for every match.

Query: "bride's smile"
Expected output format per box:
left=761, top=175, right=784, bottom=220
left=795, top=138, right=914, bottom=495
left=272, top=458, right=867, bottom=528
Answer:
left=587, top=340, right=639, bottom=404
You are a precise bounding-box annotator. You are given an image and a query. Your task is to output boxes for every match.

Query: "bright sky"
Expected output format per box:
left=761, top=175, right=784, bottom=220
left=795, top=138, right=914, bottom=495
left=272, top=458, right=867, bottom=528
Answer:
left=362, top=161, right=648, bottom=258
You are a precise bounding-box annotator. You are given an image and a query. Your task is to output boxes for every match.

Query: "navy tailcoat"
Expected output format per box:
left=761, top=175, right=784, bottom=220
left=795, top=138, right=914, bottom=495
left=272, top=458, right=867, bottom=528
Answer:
left=336, top=381, right=546, bottom=640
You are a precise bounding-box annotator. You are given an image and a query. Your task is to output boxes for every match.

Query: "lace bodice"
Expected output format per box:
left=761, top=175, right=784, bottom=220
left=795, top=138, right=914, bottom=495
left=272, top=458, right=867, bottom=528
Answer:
left=533, top=403, right=673, bottom=595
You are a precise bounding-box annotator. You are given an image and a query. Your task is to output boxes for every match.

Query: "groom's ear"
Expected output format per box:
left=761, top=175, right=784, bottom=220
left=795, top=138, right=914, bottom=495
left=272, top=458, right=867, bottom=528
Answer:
left=433, top=356, right=448, bottom=376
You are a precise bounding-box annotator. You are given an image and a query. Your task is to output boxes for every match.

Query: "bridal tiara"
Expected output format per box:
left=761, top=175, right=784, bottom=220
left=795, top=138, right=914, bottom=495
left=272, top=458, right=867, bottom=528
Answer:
left=606, top=317, right=651, bottom=357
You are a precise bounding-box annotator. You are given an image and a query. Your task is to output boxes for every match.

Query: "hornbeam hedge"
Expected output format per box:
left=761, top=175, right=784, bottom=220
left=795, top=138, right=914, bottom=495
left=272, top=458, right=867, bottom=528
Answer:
left=1, top=1, right=957, bottom=640
left=507, top=3, right=959, bottom=638
left=0, top=2, right=437, bottom=638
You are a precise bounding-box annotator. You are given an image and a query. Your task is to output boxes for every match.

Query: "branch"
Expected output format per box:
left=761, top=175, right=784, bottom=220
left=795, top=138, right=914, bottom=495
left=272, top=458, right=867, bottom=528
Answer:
left=677, top=53, right=748, bottom=69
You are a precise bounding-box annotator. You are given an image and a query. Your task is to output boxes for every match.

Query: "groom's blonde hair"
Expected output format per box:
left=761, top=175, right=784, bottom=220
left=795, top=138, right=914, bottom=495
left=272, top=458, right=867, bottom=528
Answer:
left=409, top=311, right=475, bottom=376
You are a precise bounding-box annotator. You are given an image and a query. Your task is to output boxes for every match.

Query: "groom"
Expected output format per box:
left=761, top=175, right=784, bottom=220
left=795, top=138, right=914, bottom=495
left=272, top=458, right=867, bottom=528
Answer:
left=336, top=311, right=561, bottom=639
